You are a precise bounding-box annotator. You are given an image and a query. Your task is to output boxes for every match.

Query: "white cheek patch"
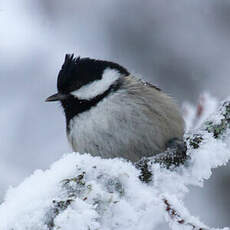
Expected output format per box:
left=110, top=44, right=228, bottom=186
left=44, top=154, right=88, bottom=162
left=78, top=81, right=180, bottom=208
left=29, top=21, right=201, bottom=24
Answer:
left=71, top=68, right=121, bottom=100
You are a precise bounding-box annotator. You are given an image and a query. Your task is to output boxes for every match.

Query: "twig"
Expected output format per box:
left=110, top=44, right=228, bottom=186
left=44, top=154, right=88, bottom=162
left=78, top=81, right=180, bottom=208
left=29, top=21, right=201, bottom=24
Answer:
left=163, top=198, right=208, bottom=230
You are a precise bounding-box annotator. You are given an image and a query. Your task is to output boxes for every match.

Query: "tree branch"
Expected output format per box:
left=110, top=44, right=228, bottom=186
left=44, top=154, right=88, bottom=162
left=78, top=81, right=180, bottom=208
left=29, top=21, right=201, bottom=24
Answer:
left=136, top=99, right=230, bottom=183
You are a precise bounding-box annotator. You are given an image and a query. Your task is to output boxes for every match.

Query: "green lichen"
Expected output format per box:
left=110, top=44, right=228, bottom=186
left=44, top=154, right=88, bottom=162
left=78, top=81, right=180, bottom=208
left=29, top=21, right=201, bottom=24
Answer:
left=205, top=102, right=230, bottom=138
left=187, top=134, right=203, bottom=149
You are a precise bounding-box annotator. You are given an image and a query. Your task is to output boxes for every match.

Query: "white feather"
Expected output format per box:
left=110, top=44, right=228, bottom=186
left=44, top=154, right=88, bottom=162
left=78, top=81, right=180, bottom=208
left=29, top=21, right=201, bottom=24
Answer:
left=71, top=68, right=121, bottom=100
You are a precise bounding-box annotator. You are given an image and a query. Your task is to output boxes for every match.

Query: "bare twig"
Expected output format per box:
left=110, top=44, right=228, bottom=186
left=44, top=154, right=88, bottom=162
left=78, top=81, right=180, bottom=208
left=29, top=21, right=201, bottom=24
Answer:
left=163, top=198, right=208, bottom=230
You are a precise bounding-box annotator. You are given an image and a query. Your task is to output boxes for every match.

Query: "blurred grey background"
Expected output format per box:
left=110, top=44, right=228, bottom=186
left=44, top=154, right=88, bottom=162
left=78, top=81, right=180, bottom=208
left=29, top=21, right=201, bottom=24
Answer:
left=1, top=0, right=230, bottom=227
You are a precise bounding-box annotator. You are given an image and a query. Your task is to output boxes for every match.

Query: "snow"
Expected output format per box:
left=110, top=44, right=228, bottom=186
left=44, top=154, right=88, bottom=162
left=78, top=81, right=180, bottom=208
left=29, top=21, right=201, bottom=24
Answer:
left=182, top=92, right=218, bottom=131
left=0, top=96, right=230, bottom=230
left=0, top=154, right=163, bottom=230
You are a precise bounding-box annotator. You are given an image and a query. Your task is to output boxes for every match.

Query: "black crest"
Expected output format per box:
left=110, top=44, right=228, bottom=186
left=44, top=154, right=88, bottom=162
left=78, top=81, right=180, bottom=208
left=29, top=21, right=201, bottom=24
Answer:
left=57, top=54, right=129, bottom=93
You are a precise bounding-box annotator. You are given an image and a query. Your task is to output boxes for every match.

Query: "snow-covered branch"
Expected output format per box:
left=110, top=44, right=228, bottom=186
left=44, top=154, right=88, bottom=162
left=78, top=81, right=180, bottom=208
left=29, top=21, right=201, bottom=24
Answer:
left=0, top=96, right=230, bottom=230
left=136, top=98, right=230, bottom=183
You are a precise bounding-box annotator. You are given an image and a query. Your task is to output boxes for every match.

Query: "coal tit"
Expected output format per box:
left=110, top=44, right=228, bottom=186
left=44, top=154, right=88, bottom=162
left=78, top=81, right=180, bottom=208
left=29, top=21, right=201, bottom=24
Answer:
left=46, top=54, right=185, bottom=162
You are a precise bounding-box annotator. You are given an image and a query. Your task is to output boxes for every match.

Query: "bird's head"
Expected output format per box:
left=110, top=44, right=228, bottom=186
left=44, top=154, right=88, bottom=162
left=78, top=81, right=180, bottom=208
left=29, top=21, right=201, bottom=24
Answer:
left=46, top=54, right=129, bottom=102
left=46, top=54, right=129, bottom=124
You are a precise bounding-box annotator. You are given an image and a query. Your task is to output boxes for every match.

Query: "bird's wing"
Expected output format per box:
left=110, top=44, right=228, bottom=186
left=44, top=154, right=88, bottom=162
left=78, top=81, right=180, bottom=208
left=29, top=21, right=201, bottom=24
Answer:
left=143, top=81, right=161, bottom=91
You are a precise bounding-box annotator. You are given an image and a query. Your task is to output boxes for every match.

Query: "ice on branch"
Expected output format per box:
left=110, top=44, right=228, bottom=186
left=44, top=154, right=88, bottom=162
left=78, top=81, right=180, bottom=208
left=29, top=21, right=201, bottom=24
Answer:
left=0, top=95, right=230, bottom=230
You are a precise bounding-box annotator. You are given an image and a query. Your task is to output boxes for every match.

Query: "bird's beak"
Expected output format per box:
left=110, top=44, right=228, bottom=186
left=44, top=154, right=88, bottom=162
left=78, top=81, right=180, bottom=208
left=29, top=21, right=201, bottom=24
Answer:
left=45, top=93, right=68, bottom=102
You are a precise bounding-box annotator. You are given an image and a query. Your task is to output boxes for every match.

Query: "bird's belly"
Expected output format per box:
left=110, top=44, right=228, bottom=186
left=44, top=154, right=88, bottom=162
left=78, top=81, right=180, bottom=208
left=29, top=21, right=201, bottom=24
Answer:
left=67, top=105, right=168, bottom=162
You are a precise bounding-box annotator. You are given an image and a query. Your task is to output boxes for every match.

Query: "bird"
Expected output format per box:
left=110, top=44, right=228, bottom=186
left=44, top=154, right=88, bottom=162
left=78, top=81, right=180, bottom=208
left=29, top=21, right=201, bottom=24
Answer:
left=46, top=54, right=185, bottom=162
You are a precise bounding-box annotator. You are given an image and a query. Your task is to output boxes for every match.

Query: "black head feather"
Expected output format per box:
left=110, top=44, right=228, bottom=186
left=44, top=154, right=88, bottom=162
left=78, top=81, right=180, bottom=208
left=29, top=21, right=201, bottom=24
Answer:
left=57, top=54, right=129, bottom=93
left=56, top=54, right=129, bottom=127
